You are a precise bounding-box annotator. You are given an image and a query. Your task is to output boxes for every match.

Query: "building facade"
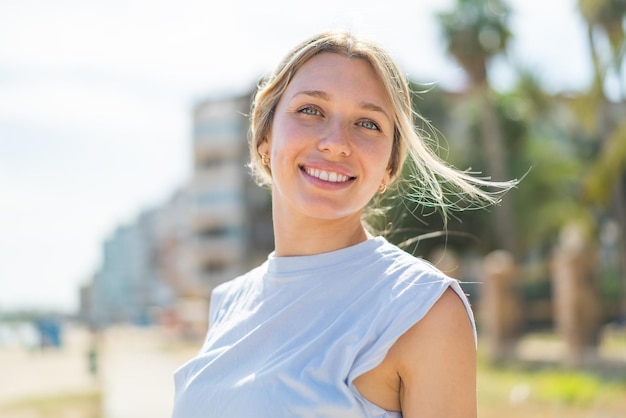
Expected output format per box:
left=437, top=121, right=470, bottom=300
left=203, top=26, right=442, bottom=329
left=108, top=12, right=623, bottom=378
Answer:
left=81, top=91, right=273, bottom=334
left=177, top=93, right=273, bottom=334
left=88, top=209, right=172, bottom=327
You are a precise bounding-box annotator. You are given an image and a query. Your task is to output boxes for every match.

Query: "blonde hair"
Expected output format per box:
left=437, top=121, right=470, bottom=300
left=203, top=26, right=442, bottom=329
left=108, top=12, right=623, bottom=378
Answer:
left=249, top=30, right=516, bottom=225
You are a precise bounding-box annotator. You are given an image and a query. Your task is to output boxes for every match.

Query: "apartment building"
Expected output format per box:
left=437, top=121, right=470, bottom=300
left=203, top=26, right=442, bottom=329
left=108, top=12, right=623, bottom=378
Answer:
left=81, top=91, right=273, bottom=334
left=88, top=208, right=171, bottom=326
left=189, top=91, right=273, bottom=289
left=159, top=92, right=273, bottom=336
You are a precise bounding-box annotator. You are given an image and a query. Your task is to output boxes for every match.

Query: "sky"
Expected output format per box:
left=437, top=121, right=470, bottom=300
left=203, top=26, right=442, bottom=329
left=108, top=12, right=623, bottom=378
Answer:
left=0, top=0, right=594, bottom=313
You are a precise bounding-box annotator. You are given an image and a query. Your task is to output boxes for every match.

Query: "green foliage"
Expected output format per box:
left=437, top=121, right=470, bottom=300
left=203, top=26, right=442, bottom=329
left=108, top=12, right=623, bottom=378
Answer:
left=408, top=80, right=449, bottom=131
left=600, top=271, right=623, bottom=300
left=387, top=0, right=626, bottom=310
left=535, top=371, right=606, bottom=404
left=522, top=278, right=552, bottom=301
left=513, top=131, right=589, bottom=249
left=583, top=120, right=626, bottom=204
left=477, top=350, right=626, bottom=413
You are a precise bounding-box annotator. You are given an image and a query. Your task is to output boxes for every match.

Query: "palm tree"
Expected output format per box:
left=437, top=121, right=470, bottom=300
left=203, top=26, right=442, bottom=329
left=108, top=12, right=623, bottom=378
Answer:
left=578, top=0, right=626, bottom=100
left=437, top=0, right=519, bottom=258
left=576, top=0, right=626, bottom=319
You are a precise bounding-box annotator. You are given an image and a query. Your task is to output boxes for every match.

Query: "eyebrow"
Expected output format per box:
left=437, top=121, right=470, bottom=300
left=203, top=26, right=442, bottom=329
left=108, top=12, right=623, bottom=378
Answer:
left=294, top=90, right=330, bottom=100
left=359, top=101, right=392, bottom=123
left=293, top=90, right=392, bottom=123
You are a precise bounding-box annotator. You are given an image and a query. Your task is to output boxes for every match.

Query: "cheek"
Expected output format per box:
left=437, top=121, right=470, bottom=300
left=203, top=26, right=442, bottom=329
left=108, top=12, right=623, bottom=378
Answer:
left=387, top=146, right=398, bottom=175
left=270, top=122, right=307, bottom=158
left=365, top=140, right=393, bottom=171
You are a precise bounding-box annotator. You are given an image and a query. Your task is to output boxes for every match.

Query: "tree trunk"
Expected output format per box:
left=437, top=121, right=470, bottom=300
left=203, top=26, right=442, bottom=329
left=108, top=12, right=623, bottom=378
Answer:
left=612, top=175, right=626, bottom=321
left=477, top=85, right=519, bottom=259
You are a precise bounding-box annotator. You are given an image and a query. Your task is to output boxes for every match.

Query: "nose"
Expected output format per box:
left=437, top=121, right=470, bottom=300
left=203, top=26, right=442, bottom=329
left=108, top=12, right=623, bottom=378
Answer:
left=318, top=120, right=351, bottom=157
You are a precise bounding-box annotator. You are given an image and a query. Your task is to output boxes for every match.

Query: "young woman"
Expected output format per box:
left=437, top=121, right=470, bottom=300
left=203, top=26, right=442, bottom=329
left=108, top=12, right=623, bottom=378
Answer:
left=172, top=30, right=515, bottom=418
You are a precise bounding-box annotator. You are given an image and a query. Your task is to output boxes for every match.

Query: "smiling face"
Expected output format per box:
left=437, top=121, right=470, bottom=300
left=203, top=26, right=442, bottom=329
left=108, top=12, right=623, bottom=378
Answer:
left=258, top=52, right=394, bottom=225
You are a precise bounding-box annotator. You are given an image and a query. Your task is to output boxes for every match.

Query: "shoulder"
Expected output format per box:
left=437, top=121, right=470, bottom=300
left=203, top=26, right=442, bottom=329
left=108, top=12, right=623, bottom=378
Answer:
left=358, top=238, right=473, bottom=340
left=377, top=240, right=459, bottom=305
left=393, top=288, right=475, bottom=353
left=376, top=238, right=448, bottom=279
left=390, top=287, right=477, bottom=417
left=352, top=285, right=477, bottom=415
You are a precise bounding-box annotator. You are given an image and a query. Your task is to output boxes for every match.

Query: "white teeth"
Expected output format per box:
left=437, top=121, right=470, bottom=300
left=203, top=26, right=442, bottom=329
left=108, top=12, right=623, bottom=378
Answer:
left=305, top=167, right=349, bottom=182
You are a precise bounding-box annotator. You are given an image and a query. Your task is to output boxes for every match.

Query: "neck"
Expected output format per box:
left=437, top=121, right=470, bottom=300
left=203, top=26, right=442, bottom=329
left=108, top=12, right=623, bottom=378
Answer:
left=271, top=208, right=369, bottom=257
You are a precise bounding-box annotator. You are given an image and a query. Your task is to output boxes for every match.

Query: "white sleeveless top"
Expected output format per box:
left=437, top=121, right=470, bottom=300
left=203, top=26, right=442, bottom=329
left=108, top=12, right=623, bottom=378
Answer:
left=172, top=236, right=476, bottom=418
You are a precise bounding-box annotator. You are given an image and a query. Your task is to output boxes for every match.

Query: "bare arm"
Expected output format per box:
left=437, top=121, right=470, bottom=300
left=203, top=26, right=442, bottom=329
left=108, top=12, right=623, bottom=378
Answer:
left=391, top=287, right=477, bottom=418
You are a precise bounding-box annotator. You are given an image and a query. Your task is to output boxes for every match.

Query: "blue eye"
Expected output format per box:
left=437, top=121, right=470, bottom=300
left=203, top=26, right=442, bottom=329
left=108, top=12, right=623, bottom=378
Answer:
left=299, top=105, right=321, bottom=116
left=359, top=120, right=380, bottom=131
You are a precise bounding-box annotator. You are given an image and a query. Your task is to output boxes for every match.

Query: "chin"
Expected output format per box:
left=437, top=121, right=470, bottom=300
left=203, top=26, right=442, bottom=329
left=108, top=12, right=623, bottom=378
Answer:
left=299, top=204, right=363, bottom=222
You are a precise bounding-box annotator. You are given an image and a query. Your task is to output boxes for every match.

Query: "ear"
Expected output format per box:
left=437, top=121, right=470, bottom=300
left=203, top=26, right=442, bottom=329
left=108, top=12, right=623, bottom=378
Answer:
left=258, top=138, right=270, bottom=157
left=384, top=169, right=393, bottom=186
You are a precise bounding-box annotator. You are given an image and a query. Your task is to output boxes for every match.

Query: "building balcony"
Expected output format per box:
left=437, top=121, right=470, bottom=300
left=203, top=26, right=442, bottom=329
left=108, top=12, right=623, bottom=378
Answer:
left=189, top=203, right=244, bottom=232
left=192, top=163, right=244, bottom=190
left=192, top=234, right=244, bottom=268
left=194, top=139, right=244, bottom=166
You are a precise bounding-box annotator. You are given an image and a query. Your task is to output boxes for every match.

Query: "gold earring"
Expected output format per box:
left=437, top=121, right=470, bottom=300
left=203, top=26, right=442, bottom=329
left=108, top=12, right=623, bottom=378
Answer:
left=378, top=180, right=387, bottom=194
left=261, top=153, right=270, bottom=167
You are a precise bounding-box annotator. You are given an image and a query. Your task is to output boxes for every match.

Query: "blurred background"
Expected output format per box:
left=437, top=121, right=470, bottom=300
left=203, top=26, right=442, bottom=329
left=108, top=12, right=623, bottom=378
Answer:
left=1, top=0, right=625, bottom=417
